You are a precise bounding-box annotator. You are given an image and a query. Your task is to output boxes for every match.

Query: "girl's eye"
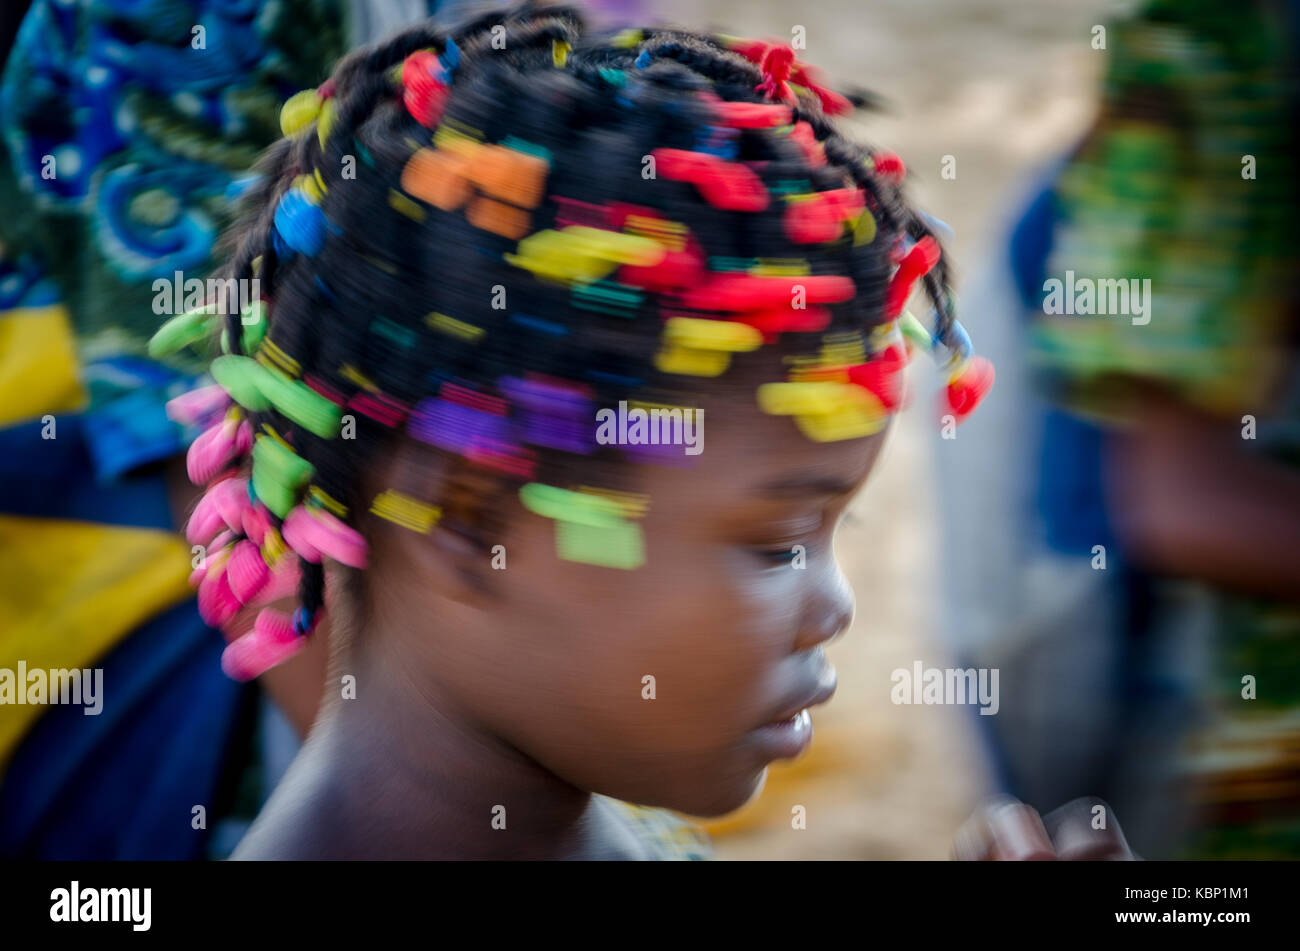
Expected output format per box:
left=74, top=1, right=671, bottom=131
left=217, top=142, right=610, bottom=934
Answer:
left=753, top=544, right=805, bottom=565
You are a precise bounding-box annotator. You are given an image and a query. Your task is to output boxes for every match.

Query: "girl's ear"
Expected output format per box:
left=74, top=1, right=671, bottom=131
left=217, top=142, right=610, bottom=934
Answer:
left=359, top=439, right=510, bottom=610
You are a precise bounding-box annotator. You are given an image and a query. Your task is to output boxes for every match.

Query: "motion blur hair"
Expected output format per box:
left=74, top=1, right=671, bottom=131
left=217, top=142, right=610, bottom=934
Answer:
left=150, top=0, right=992, bottom=680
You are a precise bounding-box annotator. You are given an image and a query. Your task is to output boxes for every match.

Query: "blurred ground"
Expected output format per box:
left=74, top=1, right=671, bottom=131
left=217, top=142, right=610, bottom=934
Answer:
left=652, top=0, right=1111, bottom=858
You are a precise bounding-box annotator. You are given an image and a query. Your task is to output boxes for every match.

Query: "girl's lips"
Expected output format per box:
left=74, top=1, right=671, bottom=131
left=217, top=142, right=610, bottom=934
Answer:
left=749, top=660, right=838, bottom=760
left=751, top=709, right=815, bottom=760
left=763, top=658, right=838, bottom=727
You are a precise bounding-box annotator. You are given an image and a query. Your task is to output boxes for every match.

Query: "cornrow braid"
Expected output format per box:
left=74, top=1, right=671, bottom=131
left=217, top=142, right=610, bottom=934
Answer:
left=152, top=0, right=993, bottom=682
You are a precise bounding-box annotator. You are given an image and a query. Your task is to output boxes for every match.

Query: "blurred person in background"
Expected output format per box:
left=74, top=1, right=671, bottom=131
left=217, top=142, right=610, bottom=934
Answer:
left=0, top=0, right=464, bottom=860
left=937, top=0, right=1300, bottom=858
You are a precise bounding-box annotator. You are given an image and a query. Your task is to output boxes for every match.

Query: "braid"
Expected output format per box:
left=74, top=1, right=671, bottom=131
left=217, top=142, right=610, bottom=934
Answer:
left=152, top=1, right=993, bottom=681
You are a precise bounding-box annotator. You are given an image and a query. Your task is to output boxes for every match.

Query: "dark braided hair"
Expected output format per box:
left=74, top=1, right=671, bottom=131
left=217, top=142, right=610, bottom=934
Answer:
left=153, top=0, right=990, bottom=680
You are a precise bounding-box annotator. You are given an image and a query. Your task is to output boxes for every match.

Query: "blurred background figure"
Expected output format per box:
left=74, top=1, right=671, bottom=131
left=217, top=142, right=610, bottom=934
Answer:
left=0, top=0, right=427, bottom=859
left=937, top=0, right=1300, bottom=858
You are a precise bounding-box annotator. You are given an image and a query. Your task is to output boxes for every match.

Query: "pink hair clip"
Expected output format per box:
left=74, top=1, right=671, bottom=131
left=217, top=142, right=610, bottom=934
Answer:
left=225, top=539, right=271, bottom=605
left=197, top=568, right=242, bottom=628
left=166, top=384, right=231, bottom=428
left=189, top=533, right=233, bottom=587
left=186, top=416, right=252, bottom=486
left=246, top=558, right=302, bottom=608
left=282, top=505, right=369, bottom=568
left=186, top=477, right=251, bottom=545
left=240, top=502, right=274, bottom=547
left=221, top=608, right=307, bottom=682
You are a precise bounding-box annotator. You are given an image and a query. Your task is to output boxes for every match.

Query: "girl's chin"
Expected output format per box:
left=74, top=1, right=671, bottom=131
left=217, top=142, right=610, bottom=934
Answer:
left=646, top=763, right=771, bottom=819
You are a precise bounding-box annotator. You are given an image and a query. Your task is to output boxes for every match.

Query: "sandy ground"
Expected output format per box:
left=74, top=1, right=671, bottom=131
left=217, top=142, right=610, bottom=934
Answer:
left=648, top=0, right=1109, bottom=858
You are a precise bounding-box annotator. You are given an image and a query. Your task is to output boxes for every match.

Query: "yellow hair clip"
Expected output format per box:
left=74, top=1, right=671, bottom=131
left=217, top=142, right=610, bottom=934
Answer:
left=308, top=485, right=348, bottom=518
left=294, top=173, right=325, bottom=204
left=749, top=258, right=811, bottom=277
left=654, top=345, right=729, bottom=377
left=261, top=524, right=288, bottom=565
left=280, top=89, right=323, bottom=137
left=425, top=312, right=485, bottom=343
left=504, top=227, right=663, bottom=284
left=853, top=208, right=878, bottom=246
left=663, top=317, right=762, bottom=352
left=316, top=99, right=337, bottom=149
left=370, top=489, right=441, bottom=533
left=757, top=381, right=888, bottom=441
left=623, top=214, right=687, bottom=252
left=655, top=317, right=762, bottom=377
left=611, top=28, right=643, bottom=48
left=563, top=226, right=664, bottom=266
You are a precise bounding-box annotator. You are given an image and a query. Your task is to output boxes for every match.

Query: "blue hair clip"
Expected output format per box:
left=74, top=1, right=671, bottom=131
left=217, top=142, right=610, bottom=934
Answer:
left=933, top=317, right=972, bottom=368
left=225, top=174, right=262, bottom=203
left=271, top=228, right=293, bottom=261
left=442, top=36, right=461, bottom=74
left=696, top=125, right=739, bottom=160
left=634, top=49, right=652, bottom=69
left=918, top=210, right=955, bottom=242
left=314, top=274, right=338, bottom=303
left=273, top=188, right=327, bottom=256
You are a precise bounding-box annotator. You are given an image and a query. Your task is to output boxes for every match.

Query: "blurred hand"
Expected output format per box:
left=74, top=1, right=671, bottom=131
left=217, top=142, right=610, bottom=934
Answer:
left=953, top=796, right=1137, bottom=860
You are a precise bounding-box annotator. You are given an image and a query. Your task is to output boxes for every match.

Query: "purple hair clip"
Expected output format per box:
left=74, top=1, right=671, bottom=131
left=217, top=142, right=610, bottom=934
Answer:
left=498, top=376, right=596, bottom=455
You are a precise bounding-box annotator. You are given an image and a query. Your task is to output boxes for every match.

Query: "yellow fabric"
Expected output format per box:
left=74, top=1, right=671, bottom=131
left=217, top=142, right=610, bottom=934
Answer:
left=0, top=514, right=193, bottom=769
left=0, top=304, right=86, bottom=427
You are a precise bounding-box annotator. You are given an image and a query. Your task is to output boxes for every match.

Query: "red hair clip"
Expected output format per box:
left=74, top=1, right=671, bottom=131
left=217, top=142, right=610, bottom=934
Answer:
left=678, top=273, right=855, bottom=311
left=784, top=186, right=865, bottom=244
left=402, top=50, right=450, bottom=128
left=705, top=99, right=793, bottom=129
left=733, top=305, right=831, bottom=341
left=943, top=355, right=995, bottom=422
left=884, top=236, right=941, bottom=319
left=848, top=343, right=909, bottom=412
left=724, top=38, right=855, bottom=116
left=652, top=149, right=769, bottom=212
left=755, top=44, right=795, bottom=104
left=872, top=151, right=906, bottom=182
left=787, top=120, right=826, bottom=166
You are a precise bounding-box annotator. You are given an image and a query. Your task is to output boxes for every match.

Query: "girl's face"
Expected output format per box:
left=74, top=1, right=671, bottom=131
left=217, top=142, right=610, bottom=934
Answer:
left=363, top=387, right=887, bottom=817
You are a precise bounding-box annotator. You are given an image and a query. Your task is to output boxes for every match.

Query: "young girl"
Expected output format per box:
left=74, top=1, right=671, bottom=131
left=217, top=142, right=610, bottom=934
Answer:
left=150, top=0, right=995, bottom=859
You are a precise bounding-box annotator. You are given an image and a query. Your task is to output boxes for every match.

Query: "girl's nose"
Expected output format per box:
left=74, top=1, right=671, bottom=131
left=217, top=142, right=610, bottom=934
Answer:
left=794, top=569, right=854, bottom=651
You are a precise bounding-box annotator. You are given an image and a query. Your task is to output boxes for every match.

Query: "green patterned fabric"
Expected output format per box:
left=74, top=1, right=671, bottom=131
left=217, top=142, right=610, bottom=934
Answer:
left=1029, top=0, right=1296, bottom=420
left=1029, top=0, right=1300, bottom=859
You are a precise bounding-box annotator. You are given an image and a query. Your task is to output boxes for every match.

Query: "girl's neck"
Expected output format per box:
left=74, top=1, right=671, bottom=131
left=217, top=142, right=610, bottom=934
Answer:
left=234, top=643, right=651, bottom=860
